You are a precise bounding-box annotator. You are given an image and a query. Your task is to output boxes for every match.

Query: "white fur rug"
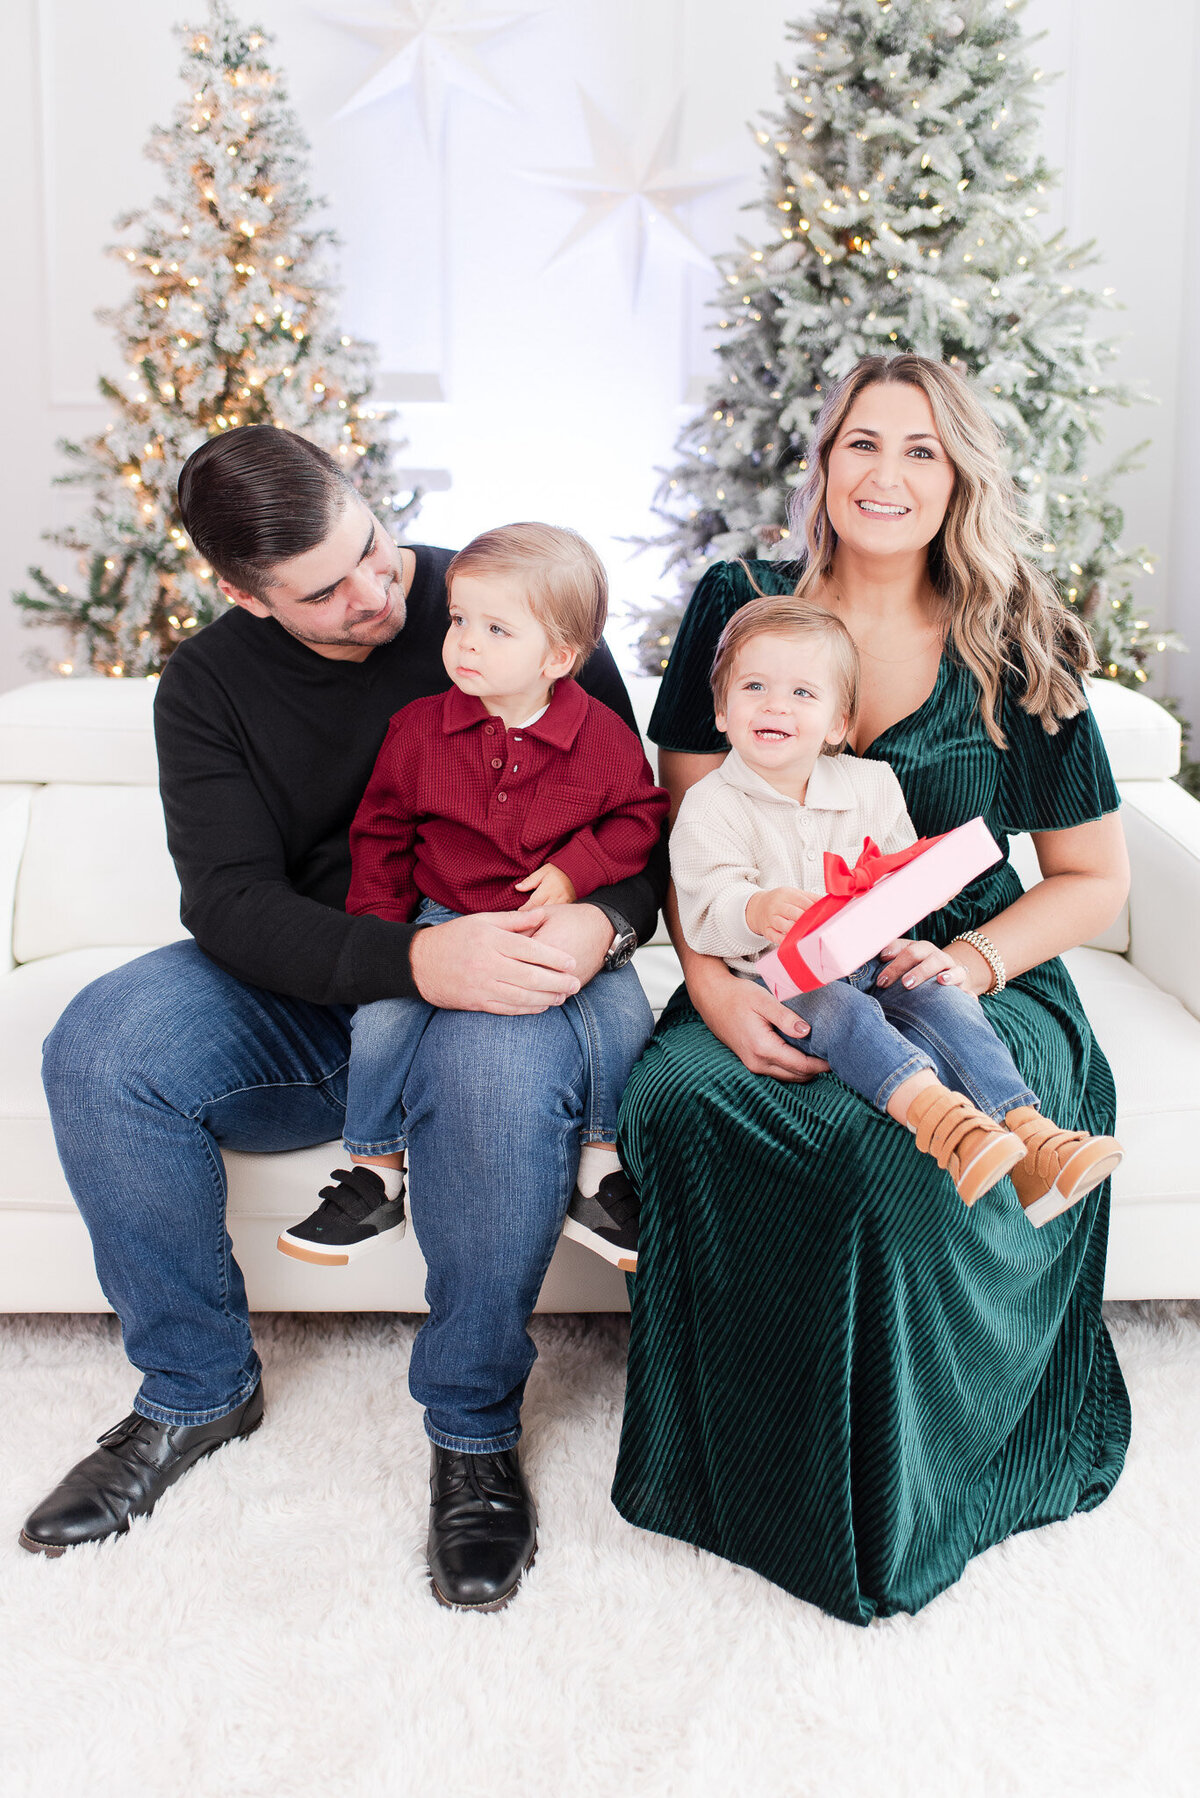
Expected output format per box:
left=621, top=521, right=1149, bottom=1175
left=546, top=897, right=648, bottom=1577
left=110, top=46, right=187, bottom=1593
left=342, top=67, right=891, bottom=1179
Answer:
left=0, top=1305, right=1197, bottom=1798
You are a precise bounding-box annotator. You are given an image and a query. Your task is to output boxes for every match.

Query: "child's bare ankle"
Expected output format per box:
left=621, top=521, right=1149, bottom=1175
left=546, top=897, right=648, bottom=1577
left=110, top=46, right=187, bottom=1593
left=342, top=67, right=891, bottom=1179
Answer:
left=887, top=1069, right=940, bottom=1127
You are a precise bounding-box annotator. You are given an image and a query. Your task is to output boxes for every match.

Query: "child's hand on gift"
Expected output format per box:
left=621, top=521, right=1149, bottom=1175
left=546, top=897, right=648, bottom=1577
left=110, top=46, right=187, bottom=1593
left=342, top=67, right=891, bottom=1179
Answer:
left=746, top=886, right=819, bottom=944
left=516, top=863, right=578, bottom=910
left=876, top=939, right=969, bottom=991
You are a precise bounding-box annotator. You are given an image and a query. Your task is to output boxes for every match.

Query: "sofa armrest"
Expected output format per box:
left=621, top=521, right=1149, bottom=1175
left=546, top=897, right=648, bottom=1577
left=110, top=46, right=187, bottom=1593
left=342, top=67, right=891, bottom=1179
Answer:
left=1121, top=780, right=1200, bottom=1020
left=1086, top=678, right=1181, bottom=780
left=0, top=786, right=35, bottom=974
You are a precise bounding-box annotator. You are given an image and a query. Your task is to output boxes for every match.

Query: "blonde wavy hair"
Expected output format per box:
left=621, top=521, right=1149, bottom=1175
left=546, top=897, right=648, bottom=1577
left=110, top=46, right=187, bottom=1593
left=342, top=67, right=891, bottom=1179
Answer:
left=783, top=354, right=1096, bottom=747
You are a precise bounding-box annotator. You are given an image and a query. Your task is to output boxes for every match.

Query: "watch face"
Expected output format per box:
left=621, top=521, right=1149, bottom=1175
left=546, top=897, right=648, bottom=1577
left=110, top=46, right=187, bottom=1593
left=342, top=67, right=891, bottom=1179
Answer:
left=609, top=929, right=638, bottom=969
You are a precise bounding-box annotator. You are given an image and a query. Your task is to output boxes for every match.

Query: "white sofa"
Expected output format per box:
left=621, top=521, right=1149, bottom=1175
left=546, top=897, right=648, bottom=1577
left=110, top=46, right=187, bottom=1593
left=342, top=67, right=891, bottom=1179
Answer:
left=0, top=672, right=1197, bottom=1310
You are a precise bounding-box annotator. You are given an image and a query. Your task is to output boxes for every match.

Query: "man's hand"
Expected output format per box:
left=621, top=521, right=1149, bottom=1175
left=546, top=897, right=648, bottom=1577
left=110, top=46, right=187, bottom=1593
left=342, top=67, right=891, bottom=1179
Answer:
left=745, top=886, right=818, bottom=945
left=528, top=902, right=615, bottom=987
left=409, top=909, right=581, bottom=1014
left=691, top=960, right=830, bottom=1083
left=515, top=863, right=577, bottom=911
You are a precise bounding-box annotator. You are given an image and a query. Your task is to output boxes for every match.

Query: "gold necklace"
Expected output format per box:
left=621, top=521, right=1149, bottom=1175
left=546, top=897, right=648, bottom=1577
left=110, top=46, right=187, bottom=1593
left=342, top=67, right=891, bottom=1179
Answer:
left=823, top=585, right=945, bottom=666
left=855, top=632, right=944, bottom=665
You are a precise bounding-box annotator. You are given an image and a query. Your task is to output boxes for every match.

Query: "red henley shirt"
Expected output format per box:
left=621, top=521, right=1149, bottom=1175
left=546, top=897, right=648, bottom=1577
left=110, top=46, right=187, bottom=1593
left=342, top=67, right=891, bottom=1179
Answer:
left=346, top=677, right=669, bottom=924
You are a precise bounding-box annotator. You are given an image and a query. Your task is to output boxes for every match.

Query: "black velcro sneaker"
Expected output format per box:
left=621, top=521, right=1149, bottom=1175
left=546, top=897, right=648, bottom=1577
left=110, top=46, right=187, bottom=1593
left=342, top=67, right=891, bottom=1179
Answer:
left=277, top=1164, right=406, bottom=1266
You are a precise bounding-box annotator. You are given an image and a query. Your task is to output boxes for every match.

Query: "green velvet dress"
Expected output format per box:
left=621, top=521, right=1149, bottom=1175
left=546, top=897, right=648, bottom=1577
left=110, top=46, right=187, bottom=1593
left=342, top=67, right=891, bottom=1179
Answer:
left=612, top=560, right=1131, bottom=1624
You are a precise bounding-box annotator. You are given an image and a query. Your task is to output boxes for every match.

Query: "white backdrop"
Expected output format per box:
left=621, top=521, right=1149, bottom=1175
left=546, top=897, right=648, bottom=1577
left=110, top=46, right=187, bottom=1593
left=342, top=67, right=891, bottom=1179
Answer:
left=2, top=0, right=1198, bottom=717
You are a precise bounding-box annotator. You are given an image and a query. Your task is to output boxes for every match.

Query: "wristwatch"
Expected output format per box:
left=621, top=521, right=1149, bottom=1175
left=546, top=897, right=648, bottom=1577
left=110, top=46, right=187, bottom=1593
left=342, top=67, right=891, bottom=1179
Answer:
left=591, top=903, right=639, bottom=971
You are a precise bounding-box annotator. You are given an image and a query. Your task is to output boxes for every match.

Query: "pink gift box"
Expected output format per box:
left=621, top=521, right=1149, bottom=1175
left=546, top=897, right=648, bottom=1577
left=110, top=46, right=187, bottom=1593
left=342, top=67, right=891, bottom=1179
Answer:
left=756, top=816, right=1003, bottom=999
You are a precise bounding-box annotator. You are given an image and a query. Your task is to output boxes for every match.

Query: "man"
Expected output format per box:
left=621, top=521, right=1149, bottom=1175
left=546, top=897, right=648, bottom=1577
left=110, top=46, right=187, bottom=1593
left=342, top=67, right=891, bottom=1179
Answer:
left=20, top=426, right=665, bottom=1611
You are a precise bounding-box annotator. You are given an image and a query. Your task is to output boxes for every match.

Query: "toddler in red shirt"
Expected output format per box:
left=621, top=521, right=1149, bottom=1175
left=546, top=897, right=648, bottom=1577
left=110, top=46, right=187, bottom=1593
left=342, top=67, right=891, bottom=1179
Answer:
left=278, top=523, right=668, bottom=1274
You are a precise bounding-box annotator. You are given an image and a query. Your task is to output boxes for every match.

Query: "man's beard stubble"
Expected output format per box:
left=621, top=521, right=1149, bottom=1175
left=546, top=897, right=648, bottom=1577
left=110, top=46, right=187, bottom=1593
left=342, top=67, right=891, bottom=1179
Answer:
left=271, top=579, right=407, bottom=652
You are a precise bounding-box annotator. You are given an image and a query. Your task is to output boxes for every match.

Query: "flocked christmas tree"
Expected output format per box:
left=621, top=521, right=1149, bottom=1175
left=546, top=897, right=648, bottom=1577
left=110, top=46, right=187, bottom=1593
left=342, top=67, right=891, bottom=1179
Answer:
left=636, top=0, right=1180, bottom=691
left=14, top=0, right=418, bottom=679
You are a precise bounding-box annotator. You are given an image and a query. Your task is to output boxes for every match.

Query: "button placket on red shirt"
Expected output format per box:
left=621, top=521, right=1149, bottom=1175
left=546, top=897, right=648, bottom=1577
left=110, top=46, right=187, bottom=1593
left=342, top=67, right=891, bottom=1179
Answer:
left=476, top=717, right=552, bottom=837
left=490, top=721, right=515, bottom=807
left=493, top=722, right=539, bottom=815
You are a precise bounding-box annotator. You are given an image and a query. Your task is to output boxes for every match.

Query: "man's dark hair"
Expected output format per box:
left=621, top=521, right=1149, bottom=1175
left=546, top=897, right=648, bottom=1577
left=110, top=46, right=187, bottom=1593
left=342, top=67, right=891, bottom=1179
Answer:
left=177, top=426, right=356, bottom=595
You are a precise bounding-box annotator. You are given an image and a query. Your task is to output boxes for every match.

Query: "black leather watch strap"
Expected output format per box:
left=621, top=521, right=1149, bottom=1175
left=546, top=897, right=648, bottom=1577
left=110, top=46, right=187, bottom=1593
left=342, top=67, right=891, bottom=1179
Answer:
left=589, top=903, right=638, bottom=970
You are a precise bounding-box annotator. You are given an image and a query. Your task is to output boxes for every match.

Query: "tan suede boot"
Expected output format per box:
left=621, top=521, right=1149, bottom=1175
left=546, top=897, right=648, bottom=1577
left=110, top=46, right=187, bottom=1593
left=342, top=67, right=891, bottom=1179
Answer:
left=1004, top=1107, right=1124, bottom=1228
left=906, top=1083, right=1026, bottom=1207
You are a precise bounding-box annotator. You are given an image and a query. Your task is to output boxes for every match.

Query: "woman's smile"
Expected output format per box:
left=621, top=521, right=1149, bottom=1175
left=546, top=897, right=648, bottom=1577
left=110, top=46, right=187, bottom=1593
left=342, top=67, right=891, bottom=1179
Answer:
left=856, top=497, right=911, bottom=516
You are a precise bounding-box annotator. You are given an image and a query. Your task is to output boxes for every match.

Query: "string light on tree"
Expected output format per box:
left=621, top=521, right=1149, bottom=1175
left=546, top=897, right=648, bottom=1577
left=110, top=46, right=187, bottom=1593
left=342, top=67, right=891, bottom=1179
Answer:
left=15, top=0, right=419, bottom=679
left=633, top=0, right=1179, bottom=693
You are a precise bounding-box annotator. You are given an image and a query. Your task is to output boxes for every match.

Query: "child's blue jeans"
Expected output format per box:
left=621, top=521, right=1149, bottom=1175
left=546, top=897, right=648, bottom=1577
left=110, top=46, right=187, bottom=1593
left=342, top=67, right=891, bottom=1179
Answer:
left=764, top=956, right=1039, bottom=1119
left=344, top=899, right=654, bottom=1156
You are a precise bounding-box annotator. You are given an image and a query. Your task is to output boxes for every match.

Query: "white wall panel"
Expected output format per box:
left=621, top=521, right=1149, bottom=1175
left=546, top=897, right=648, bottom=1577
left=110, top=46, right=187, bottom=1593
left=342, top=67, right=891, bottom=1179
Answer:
left=1168, top=13, right=1200, bottom=729
left=36, top=1, right=176, bottom=406
left=1024, top=0, right=1198, bottom=711
left=2, top=0, right=1197, bottom=711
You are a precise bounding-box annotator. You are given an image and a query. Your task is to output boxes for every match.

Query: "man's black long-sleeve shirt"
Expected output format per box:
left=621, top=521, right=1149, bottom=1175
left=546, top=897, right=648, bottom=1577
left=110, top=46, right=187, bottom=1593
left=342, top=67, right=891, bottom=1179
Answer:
left=153, top=544, right=667, bottom=1006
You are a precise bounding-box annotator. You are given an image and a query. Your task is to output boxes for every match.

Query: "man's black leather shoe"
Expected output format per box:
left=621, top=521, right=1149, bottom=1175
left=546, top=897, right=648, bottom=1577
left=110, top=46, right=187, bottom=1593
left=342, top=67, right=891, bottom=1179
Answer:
left=19, top=1381, right=264, bottom=1556
left=427, top=1444, right=537, bottom=1612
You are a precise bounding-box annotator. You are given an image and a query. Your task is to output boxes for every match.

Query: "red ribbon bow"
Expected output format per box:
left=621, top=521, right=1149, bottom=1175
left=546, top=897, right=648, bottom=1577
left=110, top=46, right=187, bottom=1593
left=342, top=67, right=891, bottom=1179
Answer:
left=776, top=832, right=947, bottom=991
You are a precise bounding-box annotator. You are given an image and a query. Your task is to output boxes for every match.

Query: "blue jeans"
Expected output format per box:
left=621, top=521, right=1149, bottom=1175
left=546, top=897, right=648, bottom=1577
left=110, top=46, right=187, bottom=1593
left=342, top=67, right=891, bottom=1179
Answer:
left=344, top=900, right=650, bottom=1154
left=41, top=937, right=652, bottom=1452
left=767, top=957, right=1038, bottom=1118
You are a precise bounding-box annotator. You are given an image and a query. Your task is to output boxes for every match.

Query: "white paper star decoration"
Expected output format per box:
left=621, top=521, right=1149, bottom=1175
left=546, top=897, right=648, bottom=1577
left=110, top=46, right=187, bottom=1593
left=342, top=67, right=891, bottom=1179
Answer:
left=524, top=93, right=734, bottom=302
left=318, top=1, right=540, bottom=144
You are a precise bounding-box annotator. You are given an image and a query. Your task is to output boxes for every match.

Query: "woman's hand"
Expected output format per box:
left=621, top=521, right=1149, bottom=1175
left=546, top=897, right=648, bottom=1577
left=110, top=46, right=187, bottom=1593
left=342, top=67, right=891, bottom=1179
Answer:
left=875, top=938, right=970, bottom=992
left=745, top=886, right=818, bottom=945
left=874, top=815, right=1130, bottom=1000
left=516, top=863, right=577, bottom=910
left=689, top=958, right=831, bottom=1082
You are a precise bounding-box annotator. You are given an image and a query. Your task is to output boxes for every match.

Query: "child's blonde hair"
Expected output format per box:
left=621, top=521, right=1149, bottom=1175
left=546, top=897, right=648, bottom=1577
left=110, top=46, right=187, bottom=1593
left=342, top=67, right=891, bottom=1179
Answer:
left=446, top=523, right=607, bottom=677
left=709, top=594, right=860, bottom=753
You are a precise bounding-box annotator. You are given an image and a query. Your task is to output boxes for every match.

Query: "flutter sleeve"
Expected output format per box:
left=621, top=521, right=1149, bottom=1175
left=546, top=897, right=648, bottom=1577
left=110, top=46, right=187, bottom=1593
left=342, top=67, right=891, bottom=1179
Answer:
left=995, top=673, right=1120, bottom=835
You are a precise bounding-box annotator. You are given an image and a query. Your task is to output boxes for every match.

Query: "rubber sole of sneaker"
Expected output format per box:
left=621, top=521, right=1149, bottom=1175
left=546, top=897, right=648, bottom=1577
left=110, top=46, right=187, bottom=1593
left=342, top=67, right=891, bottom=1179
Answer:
left=561, top=1215, right=638, bottom=1273
left=276, top=1223, right=406, bottom=1266
left=17, top=1409, right=264, bottom=1557
left=1022, top=1147, right=1124, bottom=1228
left=430, top=1545, right=537, bottom=1614
left=956, top=1131, right=1027, bottom=1207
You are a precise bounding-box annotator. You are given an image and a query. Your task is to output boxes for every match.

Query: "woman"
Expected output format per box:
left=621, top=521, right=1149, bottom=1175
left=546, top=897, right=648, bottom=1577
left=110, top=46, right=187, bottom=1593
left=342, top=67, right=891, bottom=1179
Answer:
left=613, top=354, right=1132, bottom=1624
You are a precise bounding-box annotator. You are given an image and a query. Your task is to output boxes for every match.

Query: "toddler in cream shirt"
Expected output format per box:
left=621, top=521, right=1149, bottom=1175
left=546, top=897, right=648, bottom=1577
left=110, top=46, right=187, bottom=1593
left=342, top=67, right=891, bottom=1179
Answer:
left=671, top=741, right=916, bottom=978
left=669, top=591, right=1122, bottom=1225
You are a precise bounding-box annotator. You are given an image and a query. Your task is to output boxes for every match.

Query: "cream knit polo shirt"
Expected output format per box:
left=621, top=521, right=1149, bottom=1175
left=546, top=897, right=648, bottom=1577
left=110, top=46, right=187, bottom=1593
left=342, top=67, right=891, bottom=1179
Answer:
left=670, top=747, right=918, bottom=977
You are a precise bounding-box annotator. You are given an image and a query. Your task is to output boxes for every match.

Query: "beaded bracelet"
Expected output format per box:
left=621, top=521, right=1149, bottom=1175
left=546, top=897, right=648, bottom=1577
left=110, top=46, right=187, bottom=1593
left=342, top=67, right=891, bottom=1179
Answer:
left=949, top=929, right=1007, bottom=995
